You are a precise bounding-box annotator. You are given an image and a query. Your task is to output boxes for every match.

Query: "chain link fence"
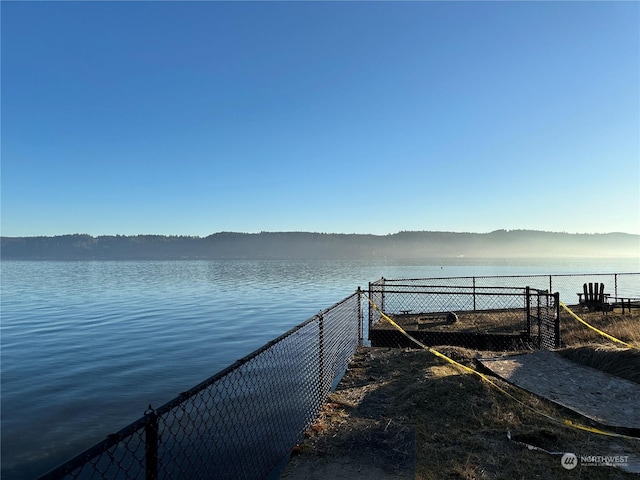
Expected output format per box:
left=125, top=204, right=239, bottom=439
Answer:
left=374, top=273, right=639, bottom=304
left=368, top=273, right=639, bottom=351
left=38, top=291, right=362, bottom=480
left=526, top=287, right=560, bottom=350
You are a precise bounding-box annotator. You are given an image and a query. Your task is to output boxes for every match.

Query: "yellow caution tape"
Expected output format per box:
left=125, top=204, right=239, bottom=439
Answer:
left=559, top=302, right=638, bottom=350
left=364, top=294, right=639, bottom=441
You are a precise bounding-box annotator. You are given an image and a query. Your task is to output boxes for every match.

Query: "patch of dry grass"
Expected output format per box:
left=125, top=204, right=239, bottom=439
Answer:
left=560, top=308, right=640, bottom=348
left=412, top=351, right=639, bottom=479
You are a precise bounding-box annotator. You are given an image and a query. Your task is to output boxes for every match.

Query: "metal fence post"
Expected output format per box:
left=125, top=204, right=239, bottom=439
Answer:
left=537, top=292, right=542, bottom=348
left=554, top=292, right=561, bottom=348
left=318, top=313, right=325, bottom=399
left=473, top=277, right=477, bottom=311
left=368, top=282, right=373, bottom=342
left=525, top=286, right=531, bottom=340
left=357, top=287, right=363, bottom=347
left=144, top=406, right=158, bottom=480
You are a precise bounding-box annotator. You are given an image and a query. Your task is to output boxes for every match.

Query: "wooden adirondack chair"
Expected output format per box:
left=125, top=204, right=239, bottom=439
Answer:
left=579, top=282, right=611, bottom=312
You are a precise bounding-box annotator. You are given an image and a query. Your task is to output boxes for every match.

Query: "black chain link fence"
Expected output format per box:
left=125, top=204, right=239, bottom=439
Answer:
left=38, top=291, right=362, bottom=480
left=373, top=273, right=639, bottom=305
left=526, top=287, right=560, bottom=350
left=368, top=273, right=639, bottom=351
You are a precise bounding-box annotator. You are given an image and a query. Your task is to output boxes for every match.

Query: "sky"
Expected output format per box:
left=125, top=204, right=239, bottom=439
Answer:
left=1, top=1, right=639, bottom=237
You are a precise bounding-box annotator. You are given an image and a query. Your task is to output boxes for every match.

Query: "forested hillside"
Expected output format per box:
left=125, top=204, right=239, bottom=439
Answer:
left=1, top=230, right=638, bottom=260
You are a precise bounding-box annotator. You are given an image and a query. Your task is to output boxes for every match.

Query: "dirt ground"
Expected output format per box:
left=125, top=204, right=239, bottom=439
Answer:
left=279, top=345, right=640, bottom=480
left=280, top=348, right=417, bottom=480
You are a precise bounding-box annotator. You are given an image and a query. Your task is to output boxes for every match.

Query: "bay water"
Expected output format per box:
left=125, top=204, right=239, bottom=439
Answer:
left=1, top=257, right=638, bottom=479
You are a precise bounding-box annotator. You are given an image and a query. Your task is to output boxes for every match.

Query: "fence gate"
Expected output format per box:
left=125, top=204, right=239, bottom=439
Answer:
left=526, top=287, right=560, bottom=349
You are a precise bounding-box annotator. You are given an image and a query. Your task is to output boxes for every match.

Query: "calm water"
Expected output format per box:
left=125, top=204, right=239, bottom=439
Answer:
left=2, top=257, right=638, bottom=479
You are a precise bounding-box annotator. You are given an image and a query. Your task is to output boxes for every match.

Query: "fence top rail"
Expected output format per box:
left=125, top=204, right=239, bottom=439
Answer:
left=378, top=272, right=639, bottom=283
left=368, top=284, right=528, bottom=291
left=367, top=291, right=534, bottom=298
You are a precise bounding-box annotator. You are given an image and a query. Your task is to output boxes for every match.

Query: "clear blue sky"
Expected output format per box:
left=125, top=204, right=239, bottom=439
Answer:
left=2, top=1, right=639, bottom=237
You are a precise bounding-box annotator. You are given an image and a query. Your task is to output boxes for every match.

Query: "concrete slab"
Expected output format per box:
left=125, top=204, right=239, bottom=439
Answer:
left=478, top=350, right=640, bottom=431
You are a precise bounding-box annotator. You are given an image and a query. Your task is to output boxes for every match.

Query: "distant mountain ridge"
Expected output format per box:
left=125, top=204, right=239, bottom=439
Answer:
left=1, top=230, right=638, bottom=260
